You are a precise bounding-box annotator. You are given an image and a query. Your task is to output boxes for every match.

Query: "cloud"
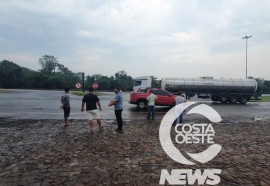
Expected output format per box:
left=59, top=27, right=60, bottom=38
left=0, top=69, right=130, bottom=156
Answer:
left=0, top=0, right=270, bottom=79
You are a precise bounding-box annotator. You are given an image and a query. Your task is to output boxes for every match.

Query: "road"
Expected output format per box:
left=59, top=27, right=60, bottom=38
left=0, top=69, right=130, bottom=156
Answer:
left=0, top=89, right=269, bottom=122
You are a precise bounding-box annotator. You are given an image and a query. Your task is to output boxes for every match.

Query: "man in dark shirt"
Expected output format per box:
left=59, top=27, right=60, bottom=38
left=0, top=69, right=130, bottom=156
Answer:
left=81, top=87, right=103, bottom=132
left=61, top=88, right=70, bottom=127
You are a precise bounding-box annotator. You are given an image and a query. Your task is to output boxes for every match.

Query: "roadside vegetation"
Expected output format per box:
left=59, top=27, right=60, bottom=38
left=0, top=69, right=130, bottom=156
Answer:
left=70, top=91, right=103, bottom=96
left=0, top=89, right=11, bottom=93
left=0, top=88, right=11, bottom=93
left=0, top=56, right=136, bottom=91
left=259, top=96, right=270, bottom=102
left=251, top=95, right=270, bottom=102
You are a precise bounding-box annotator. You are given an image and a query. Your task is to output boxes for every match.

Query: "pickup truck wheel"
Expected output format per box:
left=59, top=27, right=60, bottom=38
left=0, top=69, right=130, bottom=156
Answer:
left=239, top=95, right=248, bottom=104
left=137, top=100, right=147, bottom=110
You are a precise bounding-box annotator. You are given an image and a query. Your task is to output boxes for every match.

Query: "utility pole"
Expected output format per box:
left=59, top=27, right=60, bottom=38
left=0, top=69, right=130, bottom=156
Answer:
left=82, top=72, right=85, bottom=92
left=242, top=36, right=252, bottom=78
left=78, top=72, right=85, bottom=92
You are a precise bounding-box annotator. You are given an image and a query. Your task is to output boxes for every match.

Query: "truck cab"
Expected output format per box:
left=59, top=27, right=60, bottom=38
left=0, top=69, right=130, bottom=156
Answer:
left=133, top=76, right=152, bottom=92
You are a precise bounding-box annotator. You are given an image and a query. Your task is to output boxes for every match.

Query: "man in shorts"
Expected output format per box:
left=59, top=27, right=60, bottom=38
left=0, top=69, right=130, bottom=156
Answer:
left=61, top=88, right=71, bottom=127
left=81, top=87, right=103, bottom=132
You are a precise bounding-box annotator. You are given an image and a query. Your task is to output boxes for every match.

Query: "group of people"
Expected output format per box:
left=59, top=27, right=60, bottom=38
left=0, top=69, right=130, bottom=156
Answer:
left=146, top=90, right=187, bottom=125
left=60, top=87, right=123, bottom=133
left=60, top=87, right=186, bottom=133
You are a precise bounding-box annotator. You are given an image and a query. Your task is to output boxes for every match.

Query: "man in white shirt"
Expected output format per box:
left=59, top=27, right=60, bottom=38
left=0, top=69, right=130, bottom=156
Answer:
left=147, top=90, right=157, bottom=120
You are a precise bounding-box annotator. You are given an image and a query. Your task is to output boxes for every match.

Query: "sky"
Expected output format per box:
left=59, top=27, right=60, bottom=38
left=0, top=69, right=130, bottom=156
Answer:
left=0, top=0, right=270, bottom=79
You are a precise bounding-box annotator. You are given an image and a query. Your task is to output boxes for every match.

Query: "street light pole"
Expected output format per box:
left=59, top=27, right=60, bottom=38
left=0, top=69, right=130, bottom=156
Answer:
left=242, top=36, right=252, bottom=78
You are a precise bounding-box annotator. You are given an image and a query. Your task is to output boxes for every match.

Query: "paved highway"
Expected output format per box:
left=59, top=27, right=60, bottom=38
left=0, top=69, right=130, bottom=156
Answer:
left=0, top=89, right=269, bottom=122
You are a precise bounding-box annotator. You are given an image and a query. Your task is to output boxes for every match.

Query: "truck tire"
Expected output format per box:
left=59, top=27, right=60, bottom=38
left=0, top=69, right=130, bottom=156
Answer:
left=137, top=100, right=147, bottom=110
left=239, top=95, right=248, bottom=104
left=218, top=95, right=228, bottom=103
left=229, top=94, right=238, bottom=104
left=211, top=95, right=218, bottom=102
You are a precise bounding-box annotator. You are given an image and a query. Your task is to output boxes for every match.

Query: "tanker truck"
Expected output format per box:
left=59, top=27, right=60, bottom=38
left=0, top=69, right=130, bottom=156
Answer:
left=161, top=77, right=261, bottom=104
left=133, top=76, right=261, bottom=104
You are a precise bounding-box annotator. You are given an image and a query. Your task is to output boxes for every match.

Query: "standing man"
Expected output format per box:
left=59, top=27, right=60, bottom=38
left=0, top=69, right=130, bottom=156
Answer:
left=61, top=88, right=70, bottom=127
left=173, top=92, right=187, bottom=126
left=108, top=87, right=123, bottom=133
left=146, top=90, right=157, bottom=120
left=81, top=87, right=103, bottom=133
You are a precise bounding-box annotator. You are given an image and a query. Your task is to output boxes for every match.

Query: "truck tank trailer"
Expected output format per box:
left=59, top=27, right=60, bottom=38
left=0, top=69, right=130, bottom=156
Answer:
left=161, top=77, right=259, bottom=104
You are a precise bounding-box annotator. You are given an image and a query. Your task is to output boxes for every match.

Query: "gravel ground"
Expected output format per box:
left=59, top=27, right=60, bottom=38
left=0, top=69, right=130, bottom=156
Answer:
left=0, top=118, right=269, bottom=186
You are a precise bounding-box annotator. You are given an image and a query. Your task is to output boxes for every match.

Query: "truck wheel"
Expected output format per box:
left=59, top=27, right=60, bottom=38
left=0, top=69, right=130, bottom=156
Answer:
left=211, top=95, right=218, bottom=102
left=239, top=95, right=248, bottom=104
left=137, top=100, right=146, bottom=110
left=219, top=95, right=227, bottom=103
left=229, top=95, right=238, bottom=104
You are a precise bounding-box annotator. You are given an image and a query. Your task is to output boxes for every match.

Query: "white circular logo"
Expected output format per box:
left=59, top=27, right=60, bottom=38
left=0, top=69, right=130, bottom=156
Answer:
left=159, top=102, right=222, bottom=165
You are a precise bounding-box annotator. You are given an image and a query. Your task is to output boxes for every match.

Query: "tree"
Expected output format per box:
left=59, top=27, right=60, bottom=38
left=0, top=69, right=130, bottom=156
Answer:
left=20, top=67, right=43, bottom=88
left=262, top=80, right=270, bottom=94
left=38, top=55, right=59, bottom=73
left=115, top=70, right=127, bottom=79
left=37, top=55, right=81, bottom=89
left=114, top=70, right=134, bottom=91
left=0, top=60, right=22, bottom=88
left=1, top=59, right=136, bottom=91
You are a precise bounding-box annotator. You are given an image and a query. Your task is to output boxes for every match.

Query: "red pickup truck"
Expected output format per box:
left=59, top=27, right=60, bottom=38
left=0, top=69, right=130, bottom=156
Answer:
left=129, top=88, right=176, bottom=109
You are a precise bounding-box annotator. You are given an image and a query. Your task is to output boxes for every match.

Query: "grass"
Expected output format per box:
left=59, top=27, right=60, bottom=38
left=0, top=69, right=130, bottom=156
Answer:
left=251, top=96, right=270, bottom=102
left=259, top=96, right=270, bottom=102
left=70, top=91, right=103, bottom=96
left=0, top=89, right=11, bottom=93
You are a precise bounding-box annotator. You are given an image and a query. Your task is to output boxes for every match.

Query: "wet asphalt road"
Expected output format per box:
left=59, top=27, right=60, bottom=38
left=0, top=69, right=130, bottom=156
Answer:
left=0, top=89, right=269, bottom=122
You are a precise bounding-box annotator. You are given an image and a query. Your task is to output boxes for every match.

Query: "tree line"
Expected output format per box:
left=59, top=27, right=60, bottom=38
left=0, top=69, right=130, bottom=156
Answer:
left=1, top=55, right=270, bottom=93
left=0, top=55, right=135, bottom=91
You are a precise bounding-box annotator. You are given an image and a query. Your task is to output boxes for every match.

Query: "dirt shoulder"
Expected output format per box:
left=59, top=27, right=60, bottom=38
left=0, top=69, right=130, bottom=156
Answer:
left=0, top=119, right=269, bottom=186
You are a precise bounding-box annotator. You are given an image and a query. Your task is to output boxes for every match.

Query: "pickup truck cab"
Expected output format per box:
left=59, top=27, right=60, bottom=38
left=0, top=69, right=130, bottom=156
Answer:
left=129, top=88, right=176, bottom=109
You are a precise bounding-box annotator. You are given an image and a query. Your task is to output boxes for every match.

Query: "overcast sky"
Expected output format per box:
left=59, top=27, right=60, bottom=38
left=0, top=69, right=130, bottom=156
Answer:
left=1, top=0, right=270, bottom=79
